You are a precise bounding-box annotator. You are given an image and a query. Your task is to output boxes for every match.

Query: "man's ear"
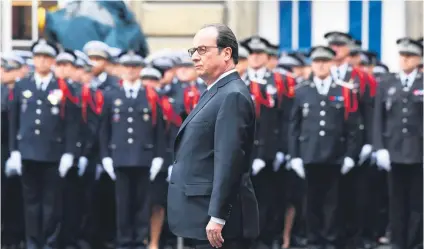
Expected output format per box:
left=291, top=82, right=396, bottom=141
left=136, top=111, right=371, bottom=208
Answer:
left=223, top=47, right=232, bottom=62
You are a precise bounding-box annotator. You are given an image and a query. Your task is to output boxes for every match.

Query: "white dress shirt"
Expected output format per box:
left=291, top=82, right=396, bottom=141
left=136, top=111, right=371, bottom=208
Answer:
left=123, top=80, right=142, bottom=99
left=399, top=69, right=418, bottom=89
left=34, top=73, right=53, bottom=91
left=247, top=67, right=267, bottom=82
left=331, top=63, right=349, bottom=80
left=314, top=76, right=332, bottom=95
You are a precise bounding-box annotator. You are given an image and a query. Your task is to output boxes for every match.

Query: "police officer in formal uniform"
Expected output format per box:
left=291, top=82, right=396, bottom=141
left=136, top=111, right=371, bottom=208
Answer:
left=6, top=39, right=80, bottom=249
left=82, top=41, right=120, bottom=248
left=240, top=36, right=294, bottom=248
left=348, top=40, right=363, bottom=67
left=373, top=38, right=423, bottom=249
left=266, top=43, right=280, bottom=71
left=1, top=54, right=26, bottom=249
left=277, top=52, right=308, bottom=80
left=99, top=51, right=166, bottom=249
left=288, top=46, right=362, bottom=249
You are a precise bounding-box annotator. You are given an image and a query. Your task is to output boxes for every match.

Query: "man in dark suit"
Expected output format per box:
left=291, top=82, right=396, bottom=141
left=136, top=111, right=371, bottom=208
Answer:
left=167, top=23, right=259, bottom=249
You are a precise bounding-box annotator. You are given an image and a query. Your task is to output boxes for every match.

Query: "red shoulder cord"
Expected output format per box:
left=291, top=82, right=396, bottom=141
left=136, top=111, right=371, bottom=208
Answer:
left=183, top=85, right=200, bottom=114
left=160, top=96, right=182, bottom=130
left=119, top=79, right=123, bottom=87
left=58, top=78, right=79, bottom=119
left=81, top=84, right=91, bottom=122
left=273, top=72, right=285, bottom=107
left=250, top=81, right=273, bottom=118
left=365, top=72, right=377, bottom=97
left=146, top=85, right=159, bottom=126
left=342, top=86, right=358, bottom=120
left=8, top=88, right=13, bottom=101
left=351, top=67, right=366, bottom=96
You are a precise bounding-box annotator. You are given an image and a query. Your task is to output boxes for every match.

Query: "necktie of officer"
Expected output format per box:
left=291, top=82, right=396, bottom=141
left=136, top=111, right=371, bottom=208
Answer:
left=403, top=78, right=409, bottom=88
left=128, top=89, right=134, bottom=99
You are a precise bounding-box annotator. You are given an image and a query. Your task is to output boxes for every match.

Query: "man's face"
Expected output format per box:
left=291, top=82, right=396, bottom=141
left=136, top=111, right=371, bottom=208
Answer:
left=292, top=66, right=304, bottom=78
left=330, top=44, right=350, bottom=62
left=248, top=51, right=268, bottom=69
left=162, top=69, right=175, bottom=84
left=399, top=54, right=421, bottom=72
left=191, top=27, right=232, bottom=80
left=349, top=54, right=361, bottom=66
left=72, top=68, right=85, bottom=82
left=311, top=59, right=332, bottom=78
left=81, top=71, right=93, bottom=85
left=55, top=62, right=75, bottom=79
left=302, top=66, right=312, bottom=79
left=89, top=56, right=107, bottom=75
left=33, top=54, right=55, bottom=74
left=235, top=58, right=248, bottom=75
left=266, top=56, right=279, bottom=71
left=176, top=66, right=197, bottom=82
left=122, top=65, right=142, bottom=82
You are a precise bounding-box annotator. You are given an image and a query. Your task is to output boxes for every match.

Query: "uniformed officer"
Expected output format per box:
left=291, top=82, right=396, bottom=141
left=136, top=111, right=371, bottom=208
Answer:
left=6, top=39, right=80, bottom=249
left=240, top=36, right=295, bottom=248
left=1, top=54, right=26, bottom=249
left=99, top=51, right=165, bottom=249
left=348, top=39, right=363, bottom=67
left=277, top=52, right=307, bottom=80
left=82, top=41, right=120, bottom=248
left=235, top=44, right=249, bottom=77
left=107, top=47, right=123, bottom=78
left=417, top=37, right=423, bottom=72
left=324, top=32, right=378, bottom=247
left=373, top=37, right=423, bottom=249
left=359, top=50, right=378, bottom=74
left=54, top=49, right=77, bottom=80
left=288, top=46, right=362, bottom=249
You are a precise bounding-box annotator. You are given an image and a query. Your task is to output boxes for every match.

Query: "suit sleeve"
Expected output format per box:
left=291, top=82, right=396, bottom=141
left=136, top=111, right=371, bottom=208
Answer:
left=372, top=82, right=385, bottom=150
left=8, top=83, right=20, bottom=152
left=98, top=93, right=112, bottom=159
left=288, top=92, right=301, bottom=158
left=209, top=92, right=254, bottom=220
left=154, top=103, right=167, bottom=159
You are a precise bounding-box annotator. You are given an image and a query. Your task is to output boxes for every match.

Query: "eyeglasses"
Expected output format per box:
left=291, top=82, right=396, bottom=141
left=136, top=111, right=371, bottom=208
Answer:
left=188, top=46, right=219, bottom=57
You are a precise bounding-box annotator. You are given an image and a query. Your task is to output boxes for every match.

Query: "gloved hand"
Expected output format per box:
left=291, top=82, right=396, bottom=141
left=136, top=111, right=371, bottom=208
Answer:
left=251, top=158, right=266, bottom=176
left=95, top=164, right=104, bottom=180
left=358, top=144, right=373, bottom=165
left=290, top=158, right=305, bottom=179
left=78, top=156, right=88, bottom=177
left=102, top=157, right=116, bottom=180
left=150, top=157, right=164, bottom=181
left=166, top=165, right=173, bottom=182
left=5, top=151, right=22, bottom=176
left=376, top=149, right=391, bottom=171
left=59, top=153, right=74, bottom=178
left=273, top=152, right=285, bottom=172
left=341, top=157, right=355, bottom=175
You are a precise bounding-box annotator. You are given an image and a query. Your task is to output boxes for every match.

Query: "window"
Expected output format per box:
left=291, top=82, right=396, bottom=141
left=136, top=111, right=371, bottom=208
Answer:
left=12, top=4, right=32, bottom=40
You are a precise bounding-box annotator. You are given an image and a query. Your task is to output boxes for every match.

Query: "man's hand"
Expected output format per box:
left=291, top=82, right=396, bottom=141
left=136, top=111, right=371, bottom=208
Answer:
left=206, top=220, right=224, bottom=248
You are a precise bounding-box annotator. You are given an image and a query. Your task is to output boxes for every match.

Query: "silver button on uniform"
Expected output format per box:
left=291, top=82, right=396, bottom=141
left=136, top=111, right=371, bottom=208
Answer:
left=402, top=108, right=408, bottom=113
left=35, top=129, right=40, bottom=135
left=36, top=109, right=41, bottom=114
left=127, top=117, right=133, bottom=123
left=35, top=119, right=40, bottom=124
left=127, top=128, right=133, bottom=133
left=128, top=107, right=133, bottom=112
left=37, top=100, right=42, bottom=105
left=402, top=128, right=408, bottom=133
left=319, top=130, right=325, bottom=136
left=320, top=110, right=326, bottom=116
left=320, top=120, right=325, bottom=126
left=402, top=118, right=407, bottom=123
left=320, top=101, right=326, bottom=106
left=128, top=138, right=133, bottom=144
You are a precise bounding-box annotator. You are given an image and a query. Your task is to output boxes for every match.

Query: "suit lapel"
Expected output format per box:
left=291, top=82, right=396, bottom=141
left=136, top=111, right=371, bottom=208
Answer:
left=174, top=72, right=239, bottom=149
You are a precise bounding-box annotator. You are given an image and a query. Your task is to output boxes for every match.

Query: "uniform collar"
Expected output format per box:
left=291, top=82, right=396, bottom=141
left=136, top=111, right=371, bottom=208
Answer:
left=399, top=69, right=418, bottom=88
left=313, top=75, right=332, bottom=95
left=34, top=72, right=53, bottom=90
left=331, top=63, right=349, bottom=80
left=247, top=67, right=267, bottom=82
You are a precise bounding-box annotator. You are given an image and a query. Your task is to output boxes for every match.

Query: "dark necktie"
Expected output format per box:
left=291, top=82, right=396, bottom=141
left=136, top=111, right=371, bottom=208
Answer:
left=403, top=78, right=409, bottom=88
left=129, top=89, right=134, bottom=99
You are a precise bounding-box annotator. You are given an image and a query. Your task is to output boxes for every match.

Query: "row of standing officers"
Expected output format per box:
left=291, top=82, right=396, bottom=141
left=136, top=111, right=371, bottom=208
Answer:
left=1, top=31, right=423, bottom=249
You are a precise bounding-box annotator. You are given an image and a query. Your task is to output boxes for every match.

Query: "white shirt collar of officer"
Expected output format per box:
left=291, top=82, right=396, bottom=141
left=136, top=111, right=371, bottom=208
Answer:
left=207, top=69, right=237, bottom=91
left=399, top=69, right=418, bottom=88
left=331, top=63, right=348, bottom=80
left=247, top=67, right=267, bottom=83
left=97, top=72, right=107, bottom=84
left=123, top=79, right=142, bottom=99
left=314, top=75, right=332, bottom=95
left=34, top=72, right=53, bottom=91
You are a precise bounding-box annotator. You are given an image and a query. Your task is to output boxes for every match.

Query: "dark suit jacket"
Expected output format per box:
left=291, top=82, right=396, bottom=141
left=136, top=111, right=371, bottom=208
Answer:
left=167, top=71, right=259, bottom=241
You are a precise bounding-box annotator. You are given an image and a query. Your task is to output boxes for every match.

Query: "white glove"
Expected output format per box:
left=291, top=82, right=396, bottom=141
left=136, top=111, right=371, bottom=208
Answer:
left=5, top=151, right=22, bottom=176
left=273, top=152, right=285, bottom=172
left=95, top=164, right=104, bottom=180
left=358, top=144, right=373, bottom=165
left=252, top=158, right=266, bottom=176
left=166, top=165, right=173, bottom=182
left=290, top=158, right=305, bottom=179
left=59, top=153, right=74, bottom=178
left=77, top=157, right=89, bottom=177
left=376, top=149, right=391, bottom=171
left=341, top=156, right=355, bottom=175
left=102, top=157, right=116, bottom=180
left=150, top=157, right=164, bottom=181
